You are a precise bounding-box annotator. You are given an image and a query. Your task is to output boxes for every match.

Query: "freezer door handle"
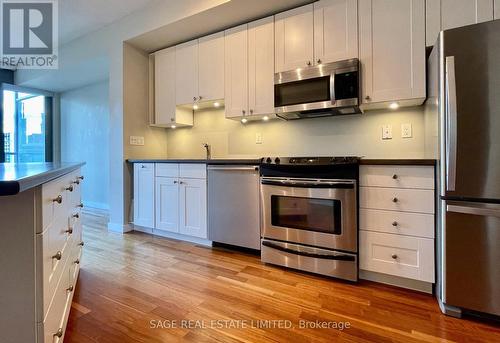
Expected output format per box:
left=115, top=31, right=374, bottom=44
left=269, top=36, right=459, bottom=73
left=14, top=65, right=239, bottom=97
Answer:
left=445, top=56, right=458, bottom=192
left=447, top=204, right=500, bottom=217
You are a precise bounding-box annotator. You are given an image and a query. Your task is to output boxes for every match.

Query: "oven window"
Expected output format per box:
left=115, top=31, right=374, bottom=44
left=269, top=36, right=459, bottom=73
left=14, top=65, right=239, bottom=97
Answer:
left=271, top=196, right=341, bottom=234
left=275, top=76, right=330, bottom=107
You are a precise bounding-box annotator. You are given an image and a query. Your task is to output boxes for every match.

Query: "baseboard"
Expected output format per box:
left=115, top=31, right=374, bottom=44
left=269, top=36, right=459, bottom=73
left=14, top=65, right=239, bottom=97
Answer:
left=359, top=270, right=433, bottom=294
left=83, top=201, right=109, bottom=211
left=132, top=225, right=212, bottom=247
left=107, top=222, right=133, bottom=233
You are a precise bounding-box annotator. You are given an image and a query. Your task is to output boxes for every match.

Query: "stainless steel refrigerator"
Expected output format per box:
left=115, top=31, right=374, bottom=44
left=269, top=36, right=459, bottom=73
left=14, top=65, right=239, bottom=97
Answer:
left=426, top=20, right=500, bottom=318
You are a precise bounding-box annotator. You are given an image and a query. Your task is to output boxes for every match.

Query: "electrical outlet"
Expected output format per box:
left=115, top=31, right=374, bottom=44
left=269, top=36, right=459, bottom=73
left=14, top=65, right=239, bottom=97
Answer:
left=130, top=136, right=145, bottom=146
left=382, top=125, right=392, bottom=140
left=401, top=123, right=412, bottom=138
left=255, top=132, right=263, bottom=144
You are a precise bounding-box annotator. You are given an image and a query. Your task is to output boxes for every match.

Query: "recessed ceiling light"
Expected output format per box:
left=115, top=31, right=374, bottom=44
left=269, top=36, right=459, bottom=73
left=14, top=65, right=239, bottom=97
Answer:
left=241, top=118, right=248, bottom=124
left=214, top=102, right=220, bottom=108
left=171, top=125, right=176, bottom=129
left=193, top=104, right=199, bottom=110
left=389, top=102, right=399, bottom=110
left=262, top=116, right=269, bottom=121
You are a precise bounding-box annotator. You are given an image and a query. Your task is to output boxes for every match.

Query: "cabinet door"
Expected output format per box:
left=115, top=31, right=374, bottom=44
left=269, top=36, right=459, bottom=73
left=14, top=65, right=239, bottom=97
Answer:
left=133, top=163, right=154, bottom=228
left=154, top=47, right=176, bottom=125
left=248, top=16, right=275, bottom=116
left=275, top=4, right=314, bottom=72
left=359, top=0, right=425, bottom=104
left=175, top=39, right=198, bottom=106
left=179, top=178, right=207, bottom=238
left=426, top=0, right=494, bottom=46
left=314, top=0, right=358, bottom=64
left=496, top=0, right=500, bottom=19
left=155, top=177, right=179, bottom=233
left=224, top=24, right=248, bottom=118
left=198, top=32, right=225, bottom=101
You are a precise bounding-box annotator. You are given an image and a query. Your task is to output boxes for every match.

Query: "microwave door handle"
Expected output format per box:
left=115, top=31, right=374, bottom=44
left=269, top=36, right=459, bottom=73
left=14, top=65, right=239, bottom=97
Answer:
left=330, top=72, right=336, bottom=104
left=445, top=56, right=457, bottom=192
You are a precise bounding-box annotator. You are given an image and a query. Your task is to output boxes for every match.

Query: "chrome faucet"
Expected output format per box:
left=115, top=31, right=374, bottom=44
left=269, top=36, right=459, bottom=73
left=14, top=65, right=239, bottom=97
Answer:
left=202, top=143, right=211, bottom=160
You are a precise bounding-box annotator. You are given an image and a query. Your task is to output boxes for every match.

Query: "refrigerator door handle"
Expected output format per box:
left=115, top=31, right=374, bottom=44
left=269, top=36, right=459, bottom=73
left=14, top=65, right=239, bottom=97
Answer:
left=445, top=56, right=458, bottom=192
left=447, top=204, right=500, bottom=218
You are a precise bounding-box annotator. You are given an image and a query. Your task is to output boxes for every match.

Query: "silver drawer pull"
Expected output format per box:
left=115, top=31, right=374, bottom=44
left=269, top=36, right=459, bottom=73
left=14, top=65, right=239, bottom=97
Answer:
left=77, top=203, right=84, bottom=208
left=77, top=176, right=84, bottom=180
left=72, top=213, right=80, bottom=219
left=392, top=221, right=398, bottom=227
left=74, top=259, right=80, bottom=265
left=66, top=285, right=74, bottom=292
left=65, top=227, right=73, bottom=234
left=391, top=254, right=398, bottom=260
left=78, top=241, right=84, bottom=247
left=53, top=195, right=63, bottom=204
left=54, top=328, right=63, bottom=338
left=392, top=174, right=398, bottom=179
left=52, top=251, right=62, bottom=260
left=66, top=185, right=74, bottom=192
left=73, top=179, right=80, bottom=185
left=392, top=197, right=398, bottom=203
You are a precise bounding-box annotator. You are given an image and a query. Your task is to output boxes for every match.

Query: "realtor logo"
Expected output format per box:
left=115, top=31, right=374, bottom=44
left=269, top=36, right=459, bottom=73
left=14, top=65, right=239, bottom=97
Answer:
left=0, top=0, right=58, bottom=69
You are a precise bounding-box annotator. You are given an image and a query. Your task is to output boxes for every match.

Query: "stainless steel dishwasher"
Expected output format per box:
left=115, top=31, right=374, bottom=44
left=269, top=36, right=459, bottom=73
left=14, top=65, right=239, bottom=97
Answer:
left=208, top=165, right=260, bottom=250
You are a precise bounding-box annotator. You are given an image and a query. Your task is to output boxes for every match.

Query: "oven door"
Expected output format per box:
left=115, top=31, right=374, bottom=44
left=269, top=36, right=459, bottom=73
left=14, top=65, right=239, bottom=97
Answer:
left=261, top=178, right=357, bottom=252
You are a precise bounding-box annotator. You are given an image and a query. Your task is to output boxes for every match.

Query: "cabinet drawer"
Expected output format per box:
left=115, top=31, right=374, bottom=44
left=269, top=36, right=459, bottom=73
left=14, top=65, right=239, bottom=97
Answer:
left=179, top=163, right=206, bottom=179
left=360, top=208, right=434, bottom=238
left=155, top=163, right=179, bottom=177
left=360, top=165, right=434, bottom=189
left=360, top=231, right=434, bottom=283
left=360, top=186, right=434, bottom=214
left=43, top=260, right=73, bottom=343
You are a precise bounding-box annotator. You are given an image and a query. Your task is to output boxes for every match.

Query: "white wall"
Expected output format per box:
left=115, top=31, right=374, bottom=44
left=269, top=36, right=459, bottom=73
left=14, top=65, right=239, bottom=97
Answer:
left=61, top=81, right=110, bottom=210
left=167, top=107, right=426, bottom=159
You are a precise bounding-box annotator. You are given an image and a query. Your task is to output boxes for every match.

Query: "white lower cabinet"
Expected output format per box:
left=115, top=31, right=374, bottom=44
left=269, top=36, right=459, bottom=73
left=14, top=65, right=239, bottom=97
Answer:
left=155, top=177, right=179, bottom=233
left=135, top=163, right=208, bottom=241
left=359, top=164, right=435, bottom=288
left=179, top=178, right=207, bottom=238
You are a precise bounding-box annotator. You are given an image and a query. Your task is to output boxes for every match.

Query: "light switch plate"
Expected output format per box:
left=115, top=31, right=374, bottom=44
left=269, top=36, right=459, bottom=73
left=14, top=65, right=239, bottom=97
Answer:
left=255, top=133, right=263, bottom=144
left=382, top=125, right=392, bottom=140
left=401, top=123, right=412, bottom=138
left=130, top=136, right=145, bottom=146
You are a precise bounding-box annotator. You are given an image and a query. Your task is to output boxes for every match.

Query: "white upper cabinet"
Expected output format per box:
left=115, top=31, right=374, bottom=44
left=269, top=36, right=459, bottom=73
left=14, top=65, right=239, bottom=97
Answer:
left=248, top=16, right=275, bottom=116
left=224, top=24, right=249, bottom=118
left=426, top=0, right=494, bottom=46
left=175, top=39, right=199, bottom=106
left=198, top=32, right=225, bottom=101
left=133, top=163, right=154, bottom=228
left=275, top=4, right=314, bottom=72
left=359, top=0, right=425, bottom=106
left=154, top=47, right=176, bottom=125
left=155, top=177, right=179, bottom=233
left=179, top=178, right=207, bottom=239
left=313, top=0, right=358, bottom=64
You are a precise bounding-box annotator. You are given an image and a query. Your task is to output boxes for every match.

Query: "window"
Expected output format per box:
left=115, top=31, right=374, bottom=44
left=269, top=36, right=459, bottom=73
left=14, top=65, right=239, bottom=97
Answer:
left=1, top=84, right=53, bottom=163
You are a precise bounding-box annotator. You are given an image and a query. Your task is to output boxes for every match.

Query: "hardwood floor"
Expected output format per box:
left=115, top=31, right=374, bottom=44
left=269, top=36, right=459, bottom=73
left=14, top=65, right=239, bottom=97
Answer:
left=65, top=212, right=500, bottom=343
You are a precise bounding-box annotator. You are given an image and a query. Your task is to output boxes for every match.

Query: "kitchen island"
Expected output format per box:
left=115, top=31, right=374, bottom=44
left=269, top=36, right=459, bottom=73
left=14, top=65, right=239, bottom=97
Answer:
left=0, top=162, right=85, bottom=343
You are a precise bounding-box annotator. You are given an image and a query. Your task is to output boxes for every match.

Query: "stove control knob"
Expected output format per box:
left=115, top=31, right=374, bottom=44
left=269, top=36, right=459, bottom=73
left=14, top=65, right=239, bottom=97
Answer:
left=266, top=157, right=272, bottom=164
left=274, top=157, right=281, bottom=164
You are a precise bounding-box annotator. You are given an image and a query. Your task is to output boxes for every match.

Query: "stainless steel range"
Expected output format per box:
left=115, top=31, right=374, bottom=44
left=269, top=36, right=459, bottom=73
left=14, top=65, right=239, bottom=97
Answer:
left=260, top=157, right=359, bottom=281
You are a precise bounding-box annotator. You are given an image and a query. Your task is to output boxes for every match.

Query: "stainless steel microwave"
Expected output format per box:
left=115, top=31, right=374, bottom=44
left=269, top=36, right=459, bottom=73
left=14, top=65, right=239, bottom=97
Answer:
left=274, top=58, right=361, bottom=120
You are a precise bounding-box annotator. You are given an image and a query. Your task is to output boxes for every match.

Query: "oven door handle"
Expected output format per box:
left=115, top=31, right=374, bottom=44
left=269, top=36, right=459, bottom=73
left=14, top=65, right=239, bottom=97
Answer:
left=261, top=180, right=354, bottom=189
left=262, top=241, right=356, bottom=261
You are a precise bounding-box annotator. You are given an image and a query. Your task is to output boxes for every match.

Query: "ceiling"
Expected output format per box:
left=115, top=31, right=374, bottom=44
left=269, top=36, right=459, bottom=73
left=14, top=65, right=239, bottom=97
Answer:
left=58, top=0, right=158, bottom=44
